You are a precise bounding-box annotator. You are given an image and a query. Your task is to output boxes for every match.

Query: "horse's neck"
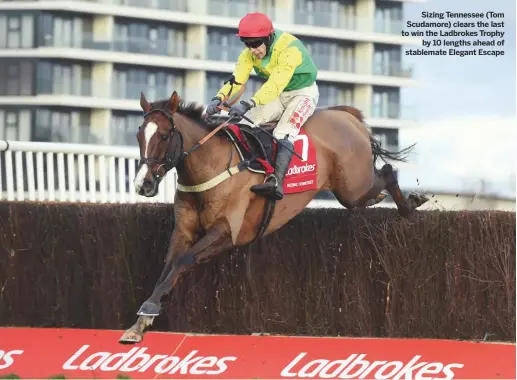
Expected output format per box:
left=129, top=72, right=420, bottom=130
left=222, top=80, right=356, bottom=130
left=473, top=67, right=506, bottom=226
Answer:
left=175, top=116, right=231, bottom=187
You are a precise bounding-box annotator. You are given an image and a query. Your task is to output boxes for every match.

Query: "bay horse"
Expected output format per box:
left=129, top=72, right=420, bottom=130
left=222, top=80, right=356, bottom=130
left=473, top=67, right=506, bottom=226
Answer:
left=119, top=90, right=428, bottom=343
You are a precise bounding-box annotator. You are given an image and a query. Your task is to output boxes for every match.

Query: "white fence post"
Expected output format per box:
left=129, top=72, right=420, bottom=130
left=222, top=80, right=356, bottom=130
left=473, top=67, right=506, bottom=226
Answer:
left=0, top=140, right=178, bottom=204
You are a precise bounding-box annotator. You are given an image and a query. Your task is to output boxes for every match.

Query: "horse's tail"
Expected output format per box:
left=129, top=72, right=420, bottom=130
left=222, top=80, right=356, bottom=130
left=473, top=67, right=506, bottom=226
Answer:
left=369, top=134, right=415, bottom=166
left=327, top=105, right=415, bottom=165
left=327, top=104, right=416, bottom=166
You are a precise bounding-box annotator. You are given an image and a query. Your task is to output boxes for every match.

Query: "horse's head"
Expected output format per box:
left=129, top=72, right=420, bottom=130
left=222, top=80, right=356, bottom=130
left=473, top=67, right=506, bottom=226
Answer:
left=134, top=91, right=184, bottom=197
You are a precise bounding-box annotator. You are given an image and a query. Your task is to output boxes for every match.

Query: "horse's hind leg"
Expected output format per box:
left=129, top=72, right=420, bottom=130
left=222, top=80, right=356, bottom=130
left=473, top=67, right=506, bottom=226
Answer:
left=332, top=164, right=428, bottom=216
left=375, top=163, right=428, bottom=216
left=332, top=167, right=388, bottom=209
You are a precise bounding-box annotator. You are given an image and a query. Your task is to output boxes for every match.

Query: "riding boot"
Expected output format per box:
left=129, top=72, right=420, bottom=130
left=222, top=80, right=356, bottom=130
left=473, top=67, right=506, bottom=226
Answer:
left=250, top=138, right=294, bottom=200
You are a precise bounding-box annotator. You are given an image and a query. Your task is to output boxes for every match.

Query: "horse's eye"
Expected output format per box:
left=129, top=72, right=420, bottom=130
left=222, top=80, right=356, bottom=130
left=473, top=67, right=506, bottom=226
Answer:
left=160, top=134, right=168, bottom=140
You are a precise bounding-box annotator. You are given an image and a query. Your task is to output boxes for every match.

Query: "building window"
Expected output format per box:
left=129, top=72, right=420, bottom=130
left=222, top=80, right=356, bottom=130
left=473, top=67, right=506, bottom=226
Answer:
left=0, top=108, right=32, bottom=141
left=207, top=28, right=245, bottom=62
left=0, top=60, right=34, bottom=96
left=32, top=108, right=92, bottom=143
left=295, top=0, right=355, bottom=29
left=372, top=87, right=400, bottom=119
left=0, top=13, right=34, bottom=48
left=35, top=61, right=92, bottom=96
left=113, top=19, right=186, bottom=57
left=317, top=82, right=354, bottom=108
left=7, top=16, right=21, bottom=48
left=36, top=13, right=92, bottom=48
left=112, top=65, right=185, bottom=100
left=5, top=112, right=19, bottom=140
left=206, top=72, right=266, bottom=104
left=111, top=112, right=142, bottom=146
left=115, top=0, right=188, bottom=11
left=207, top=0, right=276, bottom=19
left=373, top=44, right=402, bottom=76
left=300, top=37, right=355, bottom=72
left=371, top=127, right=399, bottom=151
left=374, top=1, right=403, bottom=34
left=7, top=65, right=20, bottom=95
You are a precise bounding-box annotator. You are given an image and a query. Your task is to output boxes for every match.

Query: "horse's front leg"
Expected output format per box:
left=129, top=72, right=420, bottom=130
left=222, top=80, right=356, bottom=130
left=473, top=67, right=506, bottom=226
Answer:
left=119, top=198, right=198, bottom=344
left=118, top=228, right=193, bottom=344
left=145, top=218, right=233, bottom=306
left=119, top=218, right=233, bottom=344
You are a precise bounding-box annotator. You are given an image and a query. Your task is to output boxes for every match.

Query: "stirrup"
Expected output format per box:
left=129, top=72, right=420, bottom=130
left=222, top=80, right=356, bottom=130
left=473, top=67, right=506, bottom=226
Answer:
left=263, top=173, right=278, bottom=186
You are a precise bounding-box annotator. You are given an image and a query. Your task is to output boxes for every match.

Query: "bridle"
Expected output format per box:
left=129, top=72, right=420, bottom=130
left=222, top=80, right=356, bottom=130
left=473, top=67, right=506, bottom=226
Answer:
left=137, top=84, right=246, bottom=182
left=138, top=108, right=185, bottom=181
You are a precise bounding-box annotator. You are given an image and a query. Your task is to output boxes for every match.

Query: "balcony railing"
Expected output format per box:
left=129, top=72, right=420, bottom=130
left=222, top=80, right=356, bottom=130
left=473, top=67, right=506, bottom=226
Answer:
left=35, top=33, right=188, bottom=58
left=29, top=0, right=191, bottom=11
left=0, top=34, right=413, bottom=80
left=207, top=43, right=413, bottom=79
left=207, top=0, right=276, bottom=19
left=0, top=0, right=405, bottom=36
left=36, top=78, right=93, bottom=97
left=371, top=102, right=416, bottom=120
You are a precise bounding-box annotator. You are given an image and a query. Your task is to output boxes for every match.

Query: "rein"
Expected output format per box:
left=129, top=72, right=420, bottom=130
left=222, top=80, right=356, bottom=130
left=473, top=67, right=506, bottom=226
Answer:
left=183, top=81, right=246, bottom=158
left=140, top=84, right=250, bottom=190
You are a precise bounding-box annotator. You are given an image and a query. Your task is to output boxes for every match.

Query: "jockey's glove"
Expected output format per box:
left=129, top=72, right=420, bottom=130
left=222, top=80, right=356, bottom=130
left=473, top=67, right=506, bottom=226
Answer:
left=229, top=100, right=255, bottom=118
left=206, top=97, right=222, bottom=116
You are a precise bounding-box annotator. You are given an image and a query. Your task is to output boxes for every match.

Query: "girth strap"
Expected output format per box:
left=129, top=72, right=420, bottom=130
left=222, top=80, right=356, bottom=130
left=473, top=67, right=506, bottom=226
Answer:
left=177, top=160, right=252, bottom=193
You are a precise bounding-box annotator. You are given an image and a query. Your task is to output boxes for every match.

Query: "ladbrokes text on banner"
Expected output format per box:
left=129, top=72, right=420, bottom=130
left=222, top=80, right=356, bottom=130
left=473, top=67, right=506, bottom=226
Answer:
left=0, top=327, right=515, bottom=379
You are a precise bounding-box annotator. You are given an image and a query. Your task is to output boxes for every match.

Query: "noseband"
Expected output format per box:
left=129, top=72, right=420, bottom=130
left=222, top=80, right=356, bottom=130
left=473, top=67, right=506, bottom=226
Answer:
left=139, top=108, right=185, bottom=177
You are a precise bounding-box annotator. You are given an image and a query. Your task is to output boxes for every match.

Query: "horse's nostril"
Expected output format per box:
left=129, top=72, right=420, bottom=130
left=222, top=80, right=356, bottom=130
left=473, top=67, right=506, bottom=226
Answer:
left=142, top=179, right=152, bottom=189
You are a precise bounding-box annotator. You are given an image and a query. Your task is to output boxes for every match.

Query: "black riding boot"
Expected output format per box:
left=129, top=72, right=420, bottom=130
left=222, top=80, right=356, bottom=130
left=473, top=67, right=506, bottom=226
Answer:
left=250, top=139, right=294, bottom=200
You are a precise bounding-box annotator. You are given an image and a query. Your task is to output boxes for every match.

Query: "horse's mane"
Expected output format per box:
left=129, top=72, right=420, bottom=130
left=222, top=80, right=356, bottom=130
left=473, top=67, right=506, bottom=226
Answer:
left=149, top=97, right=367, bottom=131
left=150, top=98, right=218, bottom=131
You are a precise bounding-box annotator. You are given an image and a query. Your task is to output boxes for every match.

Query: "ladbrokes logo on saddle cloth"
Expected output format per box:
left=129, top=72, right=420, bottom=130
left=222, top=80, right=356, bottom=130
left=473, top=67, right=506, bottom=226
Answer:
left=282, top=130, right=318, bottom=194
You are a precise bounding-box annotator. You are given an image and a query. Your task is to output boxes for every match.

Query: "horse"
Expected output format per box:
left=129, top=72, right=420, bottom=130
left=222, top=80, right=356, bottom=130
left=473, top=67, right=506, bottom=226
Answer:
left=118, top=90, right=429, bottom=343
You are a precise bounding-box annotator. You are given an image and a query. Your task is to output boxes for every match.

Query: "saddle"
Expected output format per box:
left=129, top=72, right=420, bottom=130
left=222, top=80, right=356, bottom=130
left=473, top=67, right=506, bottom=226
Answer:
left=224, top=122, right=278, bottom=175
left=210, top=105, right=341, bottom=175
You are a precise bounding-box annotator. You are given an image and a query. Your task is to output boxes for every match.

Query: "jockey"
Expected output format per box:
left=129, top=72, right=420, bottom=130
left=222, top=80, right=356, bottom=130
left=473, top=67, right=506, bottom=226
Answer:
left=205, top=12, right=319, bottom=201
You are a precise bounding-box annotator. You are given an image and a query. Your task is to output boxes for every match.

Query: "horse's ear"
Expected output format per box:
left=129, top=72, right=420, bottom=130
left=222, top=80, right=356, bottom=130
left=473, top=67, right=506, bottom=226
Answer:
left=166, top=91, right=180, bottom=114
left=140, top=91, right=151, bottom=113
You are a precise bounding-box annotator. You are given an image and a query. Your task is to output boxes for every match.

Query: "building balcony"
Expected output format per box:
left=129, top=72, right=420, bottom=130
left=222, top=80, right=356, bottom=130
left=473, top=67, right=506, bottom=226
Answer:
left=0, top=0, right=422, bottom=46
left=36, top=33, right=187, bottom=58
left=0, top=84, right=415, bottom=121
left=367, top=102, right=418, bottom=128
left=0, top=39, right=418, bottom=88
left=206, top=44, right=416, bottom=82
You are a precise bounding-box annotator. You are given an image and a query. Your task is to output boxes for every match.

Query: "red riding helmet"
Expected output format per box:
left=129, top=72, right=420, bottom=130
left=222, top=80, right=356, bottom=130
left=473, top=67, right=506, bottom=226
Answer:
left=236, top=12, right=274, bottom=38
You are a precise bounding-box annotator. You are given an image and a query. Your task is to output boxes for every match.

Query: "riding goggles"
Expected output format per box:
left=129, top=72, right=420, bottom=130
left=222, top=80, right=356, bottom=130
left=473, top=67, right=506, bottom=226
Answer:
left=240, top=37, right=264, bottom=48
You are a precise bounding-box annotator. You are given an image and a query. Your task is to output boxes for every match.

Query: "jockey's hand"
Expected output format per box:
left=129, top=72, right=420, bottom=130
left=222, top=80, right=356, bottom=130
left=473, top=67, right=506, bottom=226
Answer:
left=229, top=100, right=254, bottom=118
left=206, top=97, right=222, bottom=116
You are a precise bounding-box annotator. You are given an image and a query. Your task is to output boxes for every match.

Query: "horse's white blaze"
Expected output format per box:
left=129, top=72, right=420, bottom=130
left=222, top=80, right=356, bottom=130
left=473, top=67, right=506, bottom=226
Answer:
left=134, top=163, right=149, bottom=190
left=134, top=122, right=158, bottom=191
left=144, top=122, right=158, bottom=157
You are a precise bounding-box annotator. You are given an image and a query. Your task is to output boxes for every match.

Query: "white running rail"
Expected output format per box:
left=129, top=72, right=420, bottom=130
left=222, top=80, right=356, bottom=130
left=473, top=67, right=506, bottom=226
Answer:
left=0, top=140, right=351, bottom=208
left=0, top=140, right=178, bottom=203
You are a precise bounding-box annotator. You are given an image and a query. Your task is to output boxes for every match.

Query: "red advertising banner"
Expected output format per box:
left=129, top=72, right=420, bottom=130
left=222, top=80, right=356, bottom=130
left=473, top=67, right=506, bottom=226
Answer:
left=0, top=327, right=514, bottom=379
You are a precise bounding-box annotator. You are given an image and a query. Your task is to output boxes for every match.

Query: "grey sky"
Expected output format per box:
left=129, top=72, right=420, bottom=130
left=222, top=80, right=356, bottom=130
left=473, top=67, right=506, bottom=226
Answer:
left=396, top=0, right=516, bottom=198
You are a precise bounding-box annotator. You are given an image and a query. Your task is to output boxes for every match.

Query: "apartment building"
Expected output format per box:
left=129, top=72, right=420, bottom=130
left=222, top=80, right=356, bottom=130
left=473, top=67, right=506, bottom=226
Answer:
left=0, top=0, right=420, bottom=155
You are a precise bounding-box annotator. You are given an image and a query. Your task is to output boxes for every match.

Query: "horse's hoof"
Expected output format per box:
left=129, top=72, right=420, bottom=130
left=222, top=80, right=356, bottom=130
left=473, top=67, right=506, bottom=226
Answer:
left=137, top=300, right=161, bottom=316
left=119, top=328, right=143, bottom=344
left=409, top=192, right=429, bottom=208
